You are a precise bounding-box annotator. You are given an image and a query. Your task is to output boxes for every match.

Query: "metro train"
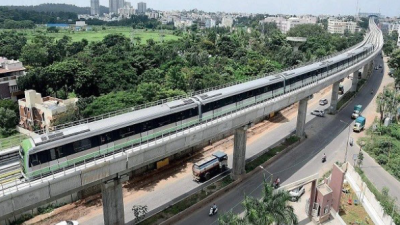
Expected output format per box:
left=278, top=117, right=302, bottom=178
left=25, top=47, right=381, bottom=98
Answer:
left=20, top=42, right=375, bottom=179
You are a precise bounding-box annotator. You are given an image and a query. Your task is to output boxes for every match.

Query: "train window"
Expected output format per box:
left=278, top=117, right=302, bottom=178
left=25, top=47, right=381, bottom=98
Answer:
left=29, top=154, right=39, bottom=166
left=141, top=120, right=154, bottom=132
left=119, top=126, right=135, bottom=138
left=100, top=133, right=113, bottom=144
left=73, top=138, right=92, bottom=152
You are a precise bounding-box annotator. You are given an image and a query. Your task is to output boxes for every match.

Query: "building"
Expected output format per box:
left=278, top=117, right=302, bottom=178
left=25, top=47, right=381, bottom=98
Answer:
left=90, top=0, right=100, bottom=15
left=119, top=6, right=135, bottom=18
left=398, top=30, right=400, bottom=47
left=221, top=16, right=233, bottom=28
left=327, top=18, right=357, bottom=34
left=109, top=0, right=124, bottom=14
left=205, top=18, right=216, bottom=28
left=137, top=2, right=146, bottom=14
left=0, top=57, right=26, bottom=100
left=18, top=90, right=78, bottom=131
left=260, top=16, right=317, bottom=34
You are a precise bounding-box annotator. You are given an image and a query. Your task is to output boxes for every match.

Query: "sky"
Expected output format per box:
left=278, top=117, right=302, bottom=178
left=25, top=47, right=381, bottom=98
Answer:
left=2, top=0, right=400, bottom=17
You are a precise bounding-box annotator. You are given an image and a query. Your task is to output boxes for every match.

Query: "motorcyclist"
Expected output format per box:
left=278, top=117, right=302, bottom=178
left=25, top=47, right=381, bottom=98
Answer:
left=274, top=177, right=280, bottom=188
left=322, top=153, right=327, bottom=162
left=371, top=89, right=374, bottom=94
left=212, top=203, right=217, bottom=214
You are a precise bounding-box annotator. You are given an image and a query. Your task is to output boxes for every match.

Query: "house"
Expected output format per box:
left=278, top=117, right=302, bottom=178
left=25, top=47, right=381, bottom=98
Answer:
left=0, top=57, right=26, bottom=100
left=18, top=90, right=78, bottom=131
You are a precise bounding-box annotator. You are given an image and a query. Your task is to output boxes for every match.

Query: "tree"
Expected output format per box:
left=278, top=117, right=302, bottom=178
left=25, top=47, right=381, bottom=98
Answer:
left=47, top=26, right=59, bottom=33
left=20, top=43, right=49, bottom=67
left=219, top=181, right=298, bottom=225
left=0, top=31, right=27, bottom=59
left=357, top=151, right=364, bottom=167
left=132, top=205, right=148, bottom=223
left=0, top=108, right=17, bottom=137
left=287, top=24, right=326, bottom=38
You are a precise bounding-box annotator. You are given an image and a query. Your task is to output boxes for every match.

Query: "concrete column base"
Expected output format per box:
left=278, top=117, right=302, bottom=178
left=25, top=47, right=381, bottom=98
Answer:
left=296, top=98, right=308, bottom=138
left=329, top=81, right=340, bottom=114
left=231, top=127, right=247, bottom=180
left=102, top=175, right=129, bottom=225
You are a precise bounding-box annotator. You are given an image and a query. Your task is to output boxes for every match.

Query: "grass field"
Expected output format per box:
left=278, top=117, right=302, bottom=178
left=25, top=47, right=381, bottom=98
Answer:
left=1, top=27, right=180, bottom=43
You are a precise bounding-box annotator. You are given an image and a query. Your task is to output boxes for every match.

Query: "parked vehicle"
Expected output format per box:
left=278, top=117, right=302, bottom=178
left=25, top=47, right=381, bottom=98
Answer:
left=374, top=67, right=378, bottom=70
left=192, top=151, right=228, bottom=181
left=379, top=64, right=382, bottom=68
left=351, top=105, right=362, bottom=119
left=311, top=110, right=325, bottom=117
left=353, top=116, right=366, bottom=132
left=56, top=221, right=79, bottom=225
left=289, top=185, right=305, bottom=201
left=339, top=84, right=344, bottom=95
left=319, top=99, right=328, bottom=106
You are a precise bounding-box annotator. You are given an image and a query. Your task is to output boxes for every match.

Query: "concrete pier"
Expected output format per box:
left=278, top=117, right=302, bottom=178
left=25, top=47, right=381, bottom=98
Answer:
left=231, top=127, right=247, bottom=180
left=296, top=98, right=308, bottom=138
left=102, top=176, right=128, bottom=225
left=350, top=71, right=358, bottom=92
left=329, top=81, right=340, bottom=114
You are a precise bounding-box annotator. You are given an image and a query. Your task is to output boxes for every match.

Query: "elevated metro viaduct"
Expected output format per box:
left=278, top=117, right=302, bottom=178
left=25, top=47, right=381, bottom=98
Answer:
left=0, top=21, right=382, bottom=225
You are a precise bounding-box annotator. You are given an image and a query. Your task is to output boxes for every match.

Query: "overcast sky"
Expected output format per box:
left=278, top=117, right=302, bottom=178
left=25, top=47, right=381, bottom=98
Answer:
left=2, top=0, right=400, bottom=17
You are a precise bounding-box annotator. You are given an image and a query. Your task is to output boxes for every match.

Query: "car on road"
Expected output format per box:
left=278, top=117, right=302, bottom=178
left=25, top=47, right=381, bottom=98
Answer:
left=319, top=99, right=328, bottom=106
left=374, top=67, right=378, bottom=70
left=56, top=221, right=79, bottom=225
left=379, top=64, right=382, bottom=68
left=289, top=185, right=305, bottom=201
left=311, top=110, right=325, bottom=117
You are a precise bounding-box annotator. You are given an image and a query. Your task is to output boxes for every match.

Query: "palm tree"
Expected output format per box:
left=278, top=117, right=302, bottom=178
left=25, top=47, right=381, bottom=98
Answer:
left=219, top=181, right=298, bottom=225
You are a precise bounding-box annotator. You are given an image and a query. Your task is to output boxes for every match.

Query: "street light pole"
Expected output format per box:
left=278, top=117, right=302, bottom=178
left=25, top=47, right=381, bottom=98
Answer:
left=259, top=166, right=273, bottom=183
left=340, top=120, right=352, bottom=164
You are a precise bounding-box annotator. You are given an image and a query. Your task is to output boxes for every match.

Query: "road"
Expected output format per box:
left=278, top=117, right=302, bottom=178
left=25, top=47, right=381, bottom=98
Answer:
left=176, top=55, right=399, bottom=224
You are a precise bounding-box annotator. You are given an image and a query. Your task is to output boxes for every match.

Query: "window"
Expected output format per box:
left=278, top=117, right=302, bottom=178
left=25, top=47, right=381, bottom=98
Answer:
left=73, top=138, right=92, bottom=152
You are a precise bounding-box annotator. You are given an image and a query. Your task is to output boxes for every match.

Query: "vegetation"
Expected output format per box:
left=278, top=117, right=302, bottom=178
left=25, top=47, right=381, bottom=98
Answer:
left=0, top=6, right=77, bottom=24
left=355, top=168, right=400, bottom=225
left=0, top=31, right=27, bottom=59
left=0, top=100, right=19, bottom=137
left=12, top=22, right=362, bottom=123
left=6, top=3, right=109, bottom=15
left=219, top=181, right=298, bottom=225
left=383, top=31, right=399, bottom=56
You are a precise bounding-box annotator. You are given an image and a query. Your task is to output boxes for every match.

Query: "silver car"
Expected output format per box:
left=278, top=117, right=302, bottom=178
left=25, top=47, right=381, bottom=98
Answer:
left=289, top=185, right=305, bottom=201
left=319, top=99, right=328, bottom=106
left=56, top=221, right=79, bottom=225
left=311, top=110, right=324, bottom=117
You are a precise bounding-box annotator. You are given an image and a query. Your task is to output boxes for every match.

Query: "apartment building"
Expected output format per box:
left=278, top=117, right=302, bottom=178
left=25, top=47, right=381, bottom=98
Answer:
left=18, top=90, right=78, bottom=131
left=260, top=16, right=317, bottom=34
left=327, top=18, right=357, bottom=34
left=0, top=57, right=26, bottom=100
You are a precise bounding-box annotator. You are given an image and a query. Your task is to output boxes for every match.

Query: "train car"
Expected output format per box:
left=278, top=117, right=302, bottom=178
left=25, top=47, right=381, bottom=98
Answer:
left=193, top=74, right=285, bottom=120
left=21, top=98, right=200, bottom=178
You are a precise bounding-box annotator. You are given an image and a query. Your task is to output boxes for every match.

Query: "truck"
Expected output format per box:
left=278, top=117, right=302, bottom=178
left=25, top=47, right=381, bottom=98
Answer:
left=192, top=151, right=228, bottom=181
left=353, top=116, right=366, bottom=132
left=351, top=105, right=362, bottom=119
left=339, top=84, right=344, bottom=95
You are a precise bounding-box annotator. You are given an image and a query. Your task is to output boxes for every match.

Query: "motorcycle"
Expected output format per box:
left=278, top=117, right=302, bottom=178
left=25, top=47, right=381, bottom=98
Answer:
left=209, top=206, right=218, bottom=216
left=322, top=156, right=326, bottom=163
left=273, top=182, right=280, bottom=189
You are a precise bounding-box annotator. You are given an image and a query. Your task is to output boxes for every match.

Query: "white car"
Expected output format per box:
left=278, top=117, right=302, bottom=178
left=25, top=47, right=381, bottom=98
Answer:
left=289, top=185, right=305, bottom=201
left=55, top=221, right=79, bottom=225
left=311, top=110, right=324, bottom=117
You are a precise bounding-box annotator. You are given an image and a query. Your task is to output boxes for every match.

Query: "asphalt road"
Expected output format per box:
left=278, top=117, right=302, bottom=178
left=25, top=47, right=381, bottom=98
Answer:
left=176, top=55, right=395, bottom=225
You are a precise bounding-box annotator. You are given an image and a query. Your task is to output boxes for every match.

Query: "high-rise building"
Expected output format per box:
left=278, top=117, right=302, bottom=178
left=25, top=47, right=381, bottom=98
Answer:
left=109, top=0, right=125, bottom=14
left=90, top=0, right=100, bottom=15
left=137, top=2, right=147, bottom=14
